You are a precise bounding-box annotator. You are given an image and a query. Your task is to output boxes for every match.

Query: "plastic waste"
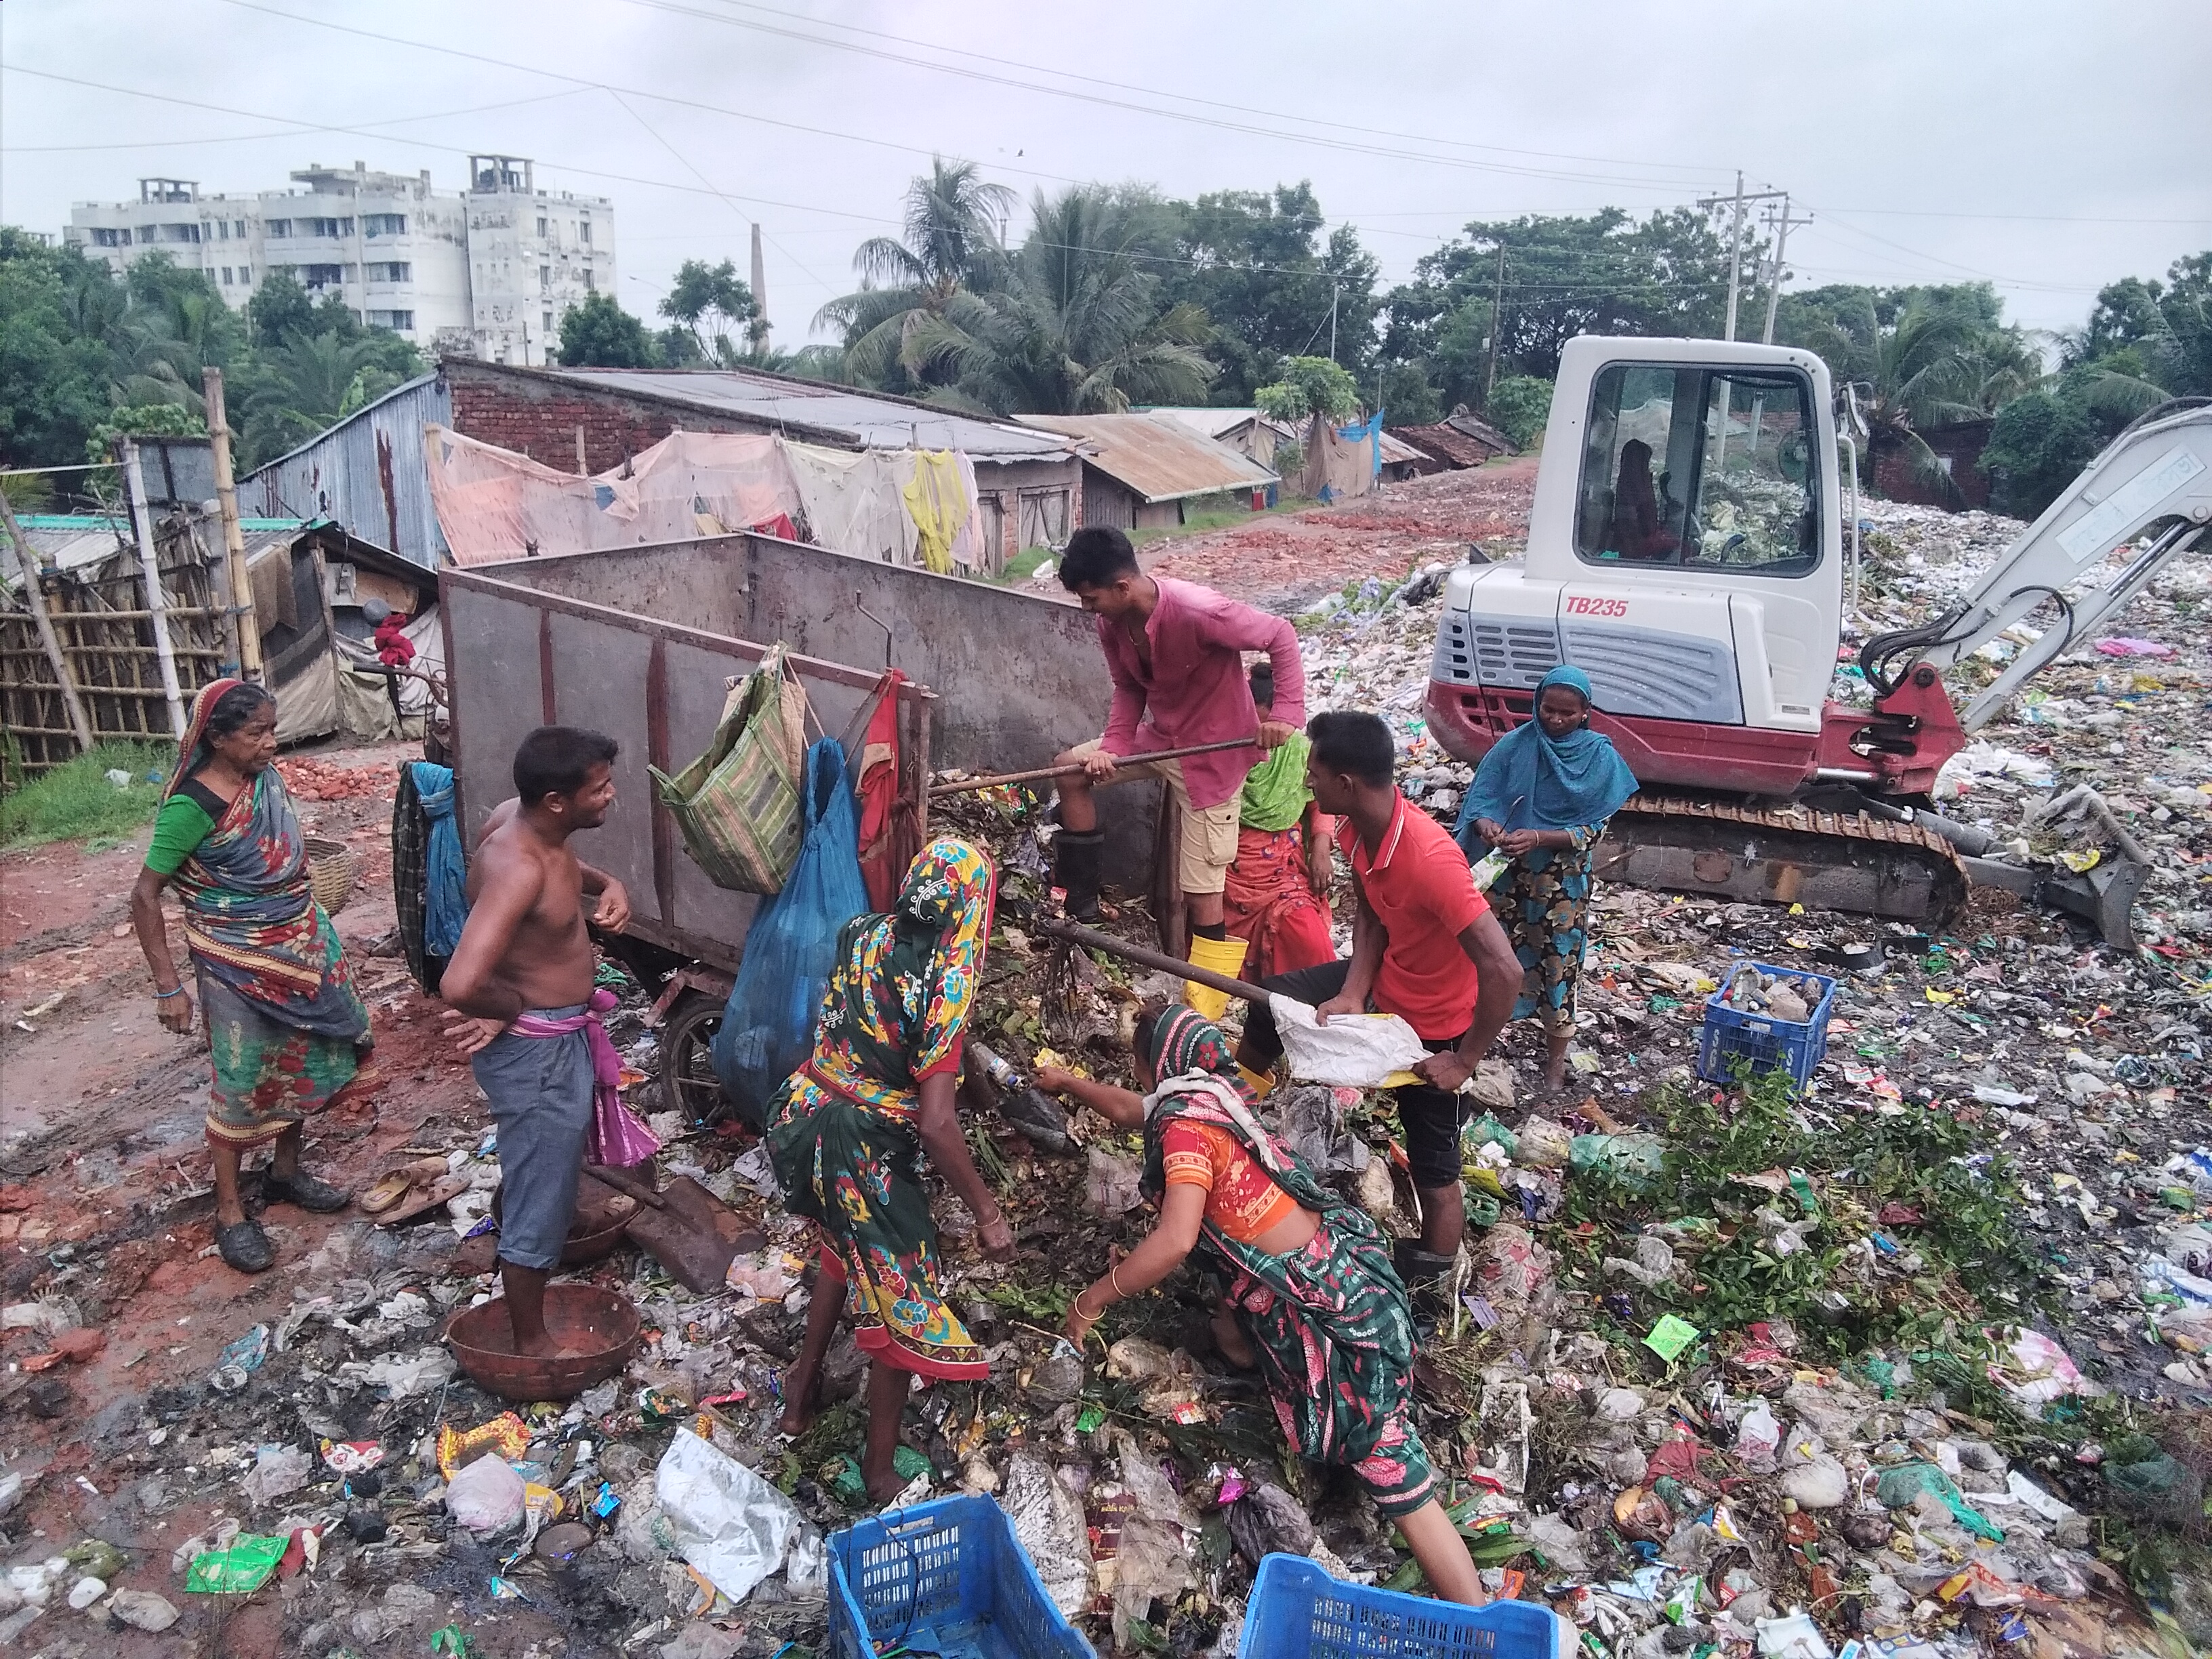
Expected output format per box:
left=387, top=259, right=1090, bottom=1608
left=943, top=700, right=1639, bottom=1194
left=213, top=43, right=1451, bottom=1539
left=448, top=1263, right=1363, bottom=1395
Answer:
left=446, top=1453, right=527, bottom=1536
left=1000, top=1450, right=1094, bottom=1617
left=185, top=1534, right=289, bottom=1594
left=1267, top=994, right=1429, bottom=1085
left=655, top=1427, right=810, bottom=1604
left=1084, top=1147, right=1145, bottom=1216
left=1570, top=1132, right=1666, bottom=1190
left=106, top=1589, right=180, bottom=1632
left=1514, top=1115, right=1573, bottom=1169
left=66, top=1576, right=106, bottom=1610
left=1873, top=1462, right=2004, bottom=1540
left=240, top=1442, right=312, bottom=1507
left=710, top=738, right=869, bottom=1128
left=1734, top=1403, right=1782, bottom=1469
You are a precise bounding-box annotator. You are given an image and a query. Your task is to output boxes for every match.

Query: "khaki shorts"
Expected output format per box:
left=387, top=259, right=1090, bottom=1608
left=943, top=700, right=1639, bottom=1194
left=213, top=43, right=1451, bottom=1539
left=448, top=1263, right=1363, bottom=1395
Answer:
left=1069, top=738, right=1240, bottom=895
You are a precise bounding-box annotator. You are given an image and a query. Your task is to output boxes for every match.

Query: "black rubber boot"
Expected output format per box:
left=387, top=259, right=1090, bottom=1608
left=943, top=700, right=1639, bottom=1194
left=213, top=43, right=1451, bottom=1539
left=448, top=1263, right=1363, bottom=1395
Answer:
left=1392, top=1242, right=1458, bottom=1325
left=263, top=1170, right=351, bottom=1212
left=1053, top=830, right=1105, bottom=921
left=217, top=1218, right=276, bottom=1273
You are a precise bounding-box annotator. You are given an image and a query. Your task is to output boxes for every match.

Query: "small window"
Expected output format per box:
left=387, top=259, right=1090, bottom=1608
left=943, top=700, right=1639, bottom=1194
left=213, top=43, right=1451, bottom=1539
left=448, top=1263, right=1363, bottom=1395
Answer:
left=301, top=263, right=344, bottom=288
left=237, top=220, right=249, bottom=239
left=536, top=216, right=548, bottom=237
left=91, top=227, right=127, bottom=247
left=241, top=264, right=253, bottom=285
left=539, top=264, right=550, bottom=291
left=266, top=218, right=292, bottom=239
left=137, top=226, right=158, bottom=243
left=217, top=220, right=230, bottom=241
left=363, top=213, right=407, bottom=237
left=220, top=266, right=234, bottom=285
left=367, top=261, right=411, bottom=283
left=543, top=310, right=554, bottom=332
left=578, top=220, right=591, bottom=244
left=1574, top=361, right=1820, bottom=576
left=583, top=268, right=594, bottom=292
left=368, top=309, right=415, bottom=331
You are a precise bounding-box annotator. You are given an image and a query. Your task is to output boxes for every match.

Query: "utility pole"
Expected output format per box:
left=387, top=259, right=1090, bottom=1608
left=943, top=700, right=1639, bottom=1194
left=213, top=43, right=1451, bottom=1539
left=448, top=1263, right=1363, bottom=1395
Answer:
left=1759, top=194, right=1813, bottom=345
left=202, top=367, right=264, bottom=684
left=1698, top=176, right=1787, bottom=344
left=1328, top=279, right=1340, bottom=364
left=1483, top=242, right=1507, bottom=409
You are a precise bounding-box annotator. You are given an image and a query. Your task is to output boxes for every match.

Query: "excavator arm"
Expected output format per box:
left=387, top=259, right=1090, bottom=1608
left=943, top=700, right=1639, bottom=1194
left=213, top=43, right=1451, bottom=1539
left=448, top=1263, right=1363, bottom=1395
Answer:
left=1859, top=400, right=2212, bottom=729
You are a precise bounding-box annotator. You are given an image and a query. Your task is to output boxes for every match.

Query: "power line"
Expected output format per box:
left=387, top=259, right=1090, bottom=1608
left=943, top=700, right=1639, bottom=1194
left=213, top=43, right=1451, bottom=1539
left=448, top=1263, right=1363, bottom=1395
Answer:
left=0, top=85, right=594, bottom=152
left=619, top=0, right=1729, bottom=192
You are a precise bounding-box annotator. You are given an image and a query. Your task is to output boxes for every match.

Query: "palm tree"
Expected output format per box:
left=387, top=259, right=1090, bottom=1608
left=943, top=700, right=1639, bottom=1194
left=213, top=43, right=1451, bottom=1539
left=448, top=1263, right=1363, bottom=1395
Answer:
left=902, top=186, right=1216, bottom=415
left=815, top=159, right=1015, bottom=392
left=239, top=331, right=401, bottom=460
left=1810, top=297, right=1999, bottom=496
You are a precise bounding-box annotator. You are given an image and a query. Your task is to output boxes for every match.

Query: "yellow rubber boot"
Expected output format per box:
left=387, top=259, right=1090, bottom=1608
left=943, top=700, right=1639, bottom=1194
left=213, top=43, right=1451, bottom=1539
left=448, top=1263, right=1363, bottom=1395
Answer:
left=1185, top=933, right=1250, bottom=1023
left=1237, top=1063, right=1277, bottom=1101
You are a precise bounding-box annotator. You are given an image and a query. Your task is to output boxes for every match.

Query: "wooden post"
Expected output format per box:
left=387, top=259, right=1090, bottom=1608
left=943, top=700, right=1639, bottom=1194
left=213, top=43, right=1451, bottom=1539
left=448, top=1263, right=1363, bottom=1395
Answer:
left=0, top=489, right=94, bottom=754
left=202, top=367, right=264, bottom=682
left=119, top=439, right=188, bottom=738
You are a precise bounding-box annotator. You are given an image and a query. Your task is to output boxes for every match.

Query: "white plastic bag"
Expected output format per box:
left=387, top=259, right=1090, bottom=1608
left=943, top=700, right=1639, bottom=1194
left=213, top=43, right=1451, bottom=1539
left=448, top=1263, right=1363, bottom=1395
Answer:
left=655, top=1428, right=806, bottom=1605
left=1267, top=996, right=1428, bottom=1086
left=447, top=1453, right=526, bottom=1536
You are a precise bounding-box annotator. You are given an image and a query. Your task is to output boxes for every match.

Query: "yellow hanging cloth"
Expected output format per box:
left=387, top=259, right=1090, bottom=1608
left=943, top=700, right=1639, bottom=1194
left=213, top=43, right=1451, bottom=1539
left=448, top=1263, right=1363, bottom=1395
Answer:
left=901, top=449, right=969, bottom=575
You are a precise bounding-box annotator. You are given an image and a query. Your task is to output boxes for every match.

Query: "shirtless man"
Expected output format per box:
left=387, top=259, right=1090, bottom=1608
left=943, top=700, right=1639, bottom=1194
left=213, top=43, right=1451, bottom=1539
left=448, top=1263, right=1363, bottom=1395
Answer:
left=442, top=726, right=632, bottom=1357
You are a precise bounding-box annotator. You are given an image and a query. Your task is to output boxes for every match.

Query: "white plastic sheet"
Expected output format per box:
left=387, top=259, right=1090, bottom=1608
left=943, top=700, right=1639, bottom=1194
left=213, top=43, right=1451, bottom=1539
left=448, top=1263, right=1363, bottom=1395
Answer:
left=655, top=1428, right=808, bottom=1604
left=1267, top=996, right=1429, bottom=1086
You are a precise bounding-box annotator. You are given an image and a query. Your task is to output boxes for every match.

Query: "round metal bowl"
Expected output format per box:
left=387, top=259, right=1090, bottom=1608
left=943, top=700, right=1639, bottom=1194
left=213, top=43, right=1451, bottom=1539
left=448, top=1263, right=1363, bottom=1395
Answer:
left=490, top=1175, right=635, bottom=1267
left=445, top=1284, right=640, bottom=1401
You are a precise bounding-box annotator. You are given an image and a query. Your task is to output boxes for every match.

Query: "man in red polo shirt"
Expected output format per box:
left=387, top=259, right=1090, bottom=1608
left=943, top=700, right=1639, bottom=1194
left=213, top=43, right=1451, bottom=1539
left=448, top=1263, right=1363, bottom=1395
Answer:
left=1235, top=710, right=1519, bottom=1272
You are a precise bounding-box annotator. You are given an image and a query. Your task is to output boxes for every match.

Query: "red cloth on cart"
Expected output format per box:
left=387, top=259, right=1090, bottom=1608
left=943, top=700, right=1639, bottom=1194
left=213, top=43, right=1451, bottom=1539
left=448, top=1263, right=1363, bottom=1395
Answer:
left=855, top=670, right=910, bottom=914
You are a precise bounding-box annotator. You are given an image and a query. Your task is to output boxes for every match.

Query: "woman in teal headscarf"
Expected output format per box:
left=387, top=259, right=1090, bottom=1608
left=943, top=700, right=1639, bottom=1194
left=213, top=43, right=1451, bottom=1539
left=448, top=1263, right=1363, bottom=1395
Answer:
left=1454, top=666, right=1638, bottom=1090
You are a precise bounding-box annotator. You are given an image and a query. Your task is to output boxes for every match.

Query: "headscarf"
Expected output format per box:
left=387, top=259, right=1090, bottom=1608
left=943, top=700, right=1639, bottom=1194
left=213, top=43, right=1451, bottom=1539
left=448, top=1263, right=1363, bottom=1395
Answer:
left=1456, top=665, right=1639, bottom=838
left=1136, top=1003, right=1335, bottom=1214
left=165, top=676, right=247, bottom=801
left=889, top=836, right=995, bottom=1078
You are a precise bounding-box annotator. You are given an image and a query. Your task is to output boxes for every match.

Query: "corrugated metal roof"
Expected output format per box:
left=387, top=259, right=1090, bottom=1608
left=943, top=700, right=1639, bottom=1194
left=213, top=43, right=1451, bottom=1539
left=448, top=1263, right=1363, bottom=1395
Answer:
left=1013, top=413, right=1278, bottom=503
left=3, top=515, right=306, bottom=590
left=1376, top=430, right=1427, bottom=466
left=533, top=366, right=1073, bottom=461
left=239, top=373, right=451, bottom=569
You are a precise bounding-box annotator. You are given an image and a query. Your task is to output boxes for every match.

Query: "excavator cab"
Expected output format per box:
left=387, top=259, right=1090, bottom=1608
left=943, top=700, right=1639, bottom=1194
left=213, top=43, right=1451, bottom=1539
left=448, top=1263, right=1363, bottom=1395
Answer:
left=1431, top=336, right=1844, bottom=796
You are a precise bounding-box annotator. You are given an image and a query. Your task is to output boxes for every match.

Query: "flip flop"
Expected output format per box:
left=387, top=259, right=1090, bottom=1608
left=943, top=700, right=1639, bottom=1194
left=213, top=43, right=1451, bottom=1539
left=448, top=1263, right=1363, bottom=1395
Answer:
left=373, top=1172, right=473, bottom=1229
left=358, top=1172, right=413, bottom=1215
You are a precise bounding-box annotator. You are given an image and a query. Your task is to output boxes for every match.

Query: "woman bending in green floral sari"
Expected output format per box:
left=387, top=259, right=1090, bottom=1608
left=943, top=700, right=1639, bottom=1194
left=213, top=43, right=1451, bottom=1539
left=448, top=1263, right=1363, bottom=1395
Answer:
left=769, top=838, right=1014, bottom=1503
left=1037, top=1004, right=1484, bottom=1605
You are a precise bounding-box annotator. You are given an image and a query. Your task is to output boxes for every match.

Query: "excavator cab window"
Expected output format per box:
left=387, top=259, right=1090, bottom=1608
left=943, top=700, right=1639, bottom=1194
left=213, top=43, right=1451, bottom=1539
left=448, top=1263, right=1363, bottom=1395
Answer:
left=1576, top=363, right=1820, bottom=576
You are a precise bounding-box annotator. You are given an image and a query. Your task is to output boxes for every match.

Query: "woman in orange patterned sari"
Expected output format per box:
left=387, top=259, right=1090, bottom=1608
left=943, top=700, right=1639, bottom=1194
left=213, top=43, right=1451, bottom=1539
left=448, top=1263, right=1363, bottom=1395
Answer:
left=768, top=838, right=1014, bottom=1502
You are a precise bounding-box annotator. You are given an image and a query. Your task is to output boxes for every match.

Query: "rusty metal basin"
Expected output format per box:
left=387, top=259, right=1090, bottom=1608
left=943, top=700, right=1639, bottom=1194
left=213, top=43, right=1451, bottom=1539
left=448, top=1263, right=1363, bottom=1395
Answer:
left=445, top=1284, right=640, bottom=1401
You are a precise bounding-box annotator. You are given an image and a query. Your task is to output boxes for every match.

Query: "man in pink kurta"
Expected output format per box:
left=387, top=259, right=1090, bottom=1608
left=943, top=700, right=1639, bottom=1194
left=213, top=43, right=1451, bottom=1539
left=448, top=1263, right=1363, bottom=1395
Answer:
left=1050, top=527, right=1306, bottom=996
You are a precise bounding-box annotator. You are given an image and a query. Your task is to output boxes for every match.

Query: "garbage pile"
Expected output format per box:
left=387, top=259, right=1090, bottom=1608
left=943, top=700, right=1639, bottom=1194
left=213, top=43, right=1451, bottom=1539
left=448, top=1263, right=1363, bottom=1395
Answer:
left=3, top=499, right=2211, bottom=1657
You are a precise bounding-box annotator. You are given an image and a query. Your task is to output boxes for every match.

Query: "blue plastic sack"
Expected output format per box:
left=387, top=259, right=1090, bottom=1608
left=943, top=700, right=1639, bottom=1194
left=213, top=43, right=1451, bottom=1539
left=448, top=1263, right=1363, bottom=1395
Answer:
left=710, top=737, right=869, bottom=1128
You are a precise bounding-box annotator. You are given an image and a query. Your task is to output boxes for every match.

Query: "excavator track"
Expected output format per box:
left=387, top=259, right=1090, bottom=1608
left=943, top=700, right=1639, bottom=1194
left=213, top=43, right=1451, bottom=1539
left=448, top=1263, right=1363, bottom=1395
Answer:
left=1592, top=795, right=1970, bottom=926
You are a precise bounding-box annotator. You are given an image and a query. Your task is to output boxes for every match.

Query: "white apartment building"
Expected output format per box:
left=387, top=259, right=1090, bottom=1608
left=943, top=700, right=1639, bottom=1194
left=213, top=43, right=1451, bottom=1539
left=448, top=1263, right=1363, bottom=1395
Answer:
left=64, top=158, right=615, bottom=365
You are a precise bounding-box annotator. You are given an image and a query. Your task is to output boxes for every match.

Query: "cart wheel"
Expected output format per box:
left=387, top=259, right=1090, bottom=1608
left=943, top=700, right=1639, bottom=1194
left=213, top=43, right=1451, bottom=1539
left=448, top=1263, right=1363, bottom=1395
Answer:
left=660, top=992, right=733, bottom=1127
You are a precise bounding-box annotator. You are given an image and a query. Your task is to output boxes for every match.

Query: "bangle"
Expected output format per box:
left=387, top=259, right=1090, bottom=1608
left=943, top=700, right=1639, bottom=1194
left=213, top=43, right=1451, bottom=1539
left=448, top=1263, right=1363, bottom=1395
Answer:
left=1075, top=1290, right=1105, bottom=1322
left=1109, top=1265, right=1131, bottom=1300
left=154, top=985, right=186, bottom=1000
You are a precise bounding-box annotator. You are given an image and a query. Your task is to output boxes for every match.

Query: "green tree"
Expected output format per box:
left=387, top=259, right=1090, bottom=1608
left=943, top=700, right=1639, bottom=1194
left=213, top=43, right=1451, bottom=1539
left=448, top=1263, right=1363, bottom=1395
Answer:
left=1155, top=182, right=1381, bottom=405
left=1485, top=376, right=1553, bottom=449
left=556, top=292, right=657, bottom=369
left=236, top=328, right=421, bottom=462
left=660, top=258, right=758, bottom=366
left=244, top=270, right=317, bottom=350
left=903, top=185, right=1214, bottom=415
left=1254, top=355, right=1361, bottom=422
left=85, top=402, right=207, bottom=465
left=1381, top=208, right=1736, bottom=411
left=817, top=158, right=1015, bottom=396
left=0, top=230, right=117, bottom=468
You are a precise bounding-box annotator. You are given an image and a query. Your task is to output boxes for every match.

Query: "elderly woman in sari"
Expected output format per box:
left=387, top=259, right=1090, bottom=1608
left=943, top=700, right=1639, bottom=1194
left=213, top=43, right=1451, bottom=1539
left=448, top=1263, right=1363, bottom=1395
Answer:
left=131, top=680, right=369, bottom=1272
left=1455, top=666, right=1639, bottom=1090
left=1034, top=1005, right=1485, bottom=1605
left=770, top=838, right=1015, bottom=1504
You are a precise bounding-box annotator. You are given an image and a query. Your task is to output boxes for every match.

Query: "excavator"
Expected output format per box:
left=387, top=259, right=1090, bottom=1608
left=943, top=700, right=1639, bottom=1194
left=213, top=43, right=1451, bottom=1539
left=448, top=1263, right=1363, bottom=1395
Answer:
left=1423, top=335, right=2212, bottom=943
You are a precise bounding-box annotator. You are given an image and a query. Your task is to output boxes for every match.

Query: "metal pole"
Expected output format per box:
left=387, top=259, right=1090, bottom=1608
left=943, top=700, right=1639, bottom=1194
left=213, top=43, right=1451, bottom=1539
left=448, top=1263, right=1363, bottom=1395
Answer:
left=1759, top=193, right=1794, bottom=346
left=0, top=489, right=95, bottom=754
left=201, top=367, right=264, bottom=682
left=1328, top=279, right=1339, bottom=364
left=119, top=439, right=187, bottom=739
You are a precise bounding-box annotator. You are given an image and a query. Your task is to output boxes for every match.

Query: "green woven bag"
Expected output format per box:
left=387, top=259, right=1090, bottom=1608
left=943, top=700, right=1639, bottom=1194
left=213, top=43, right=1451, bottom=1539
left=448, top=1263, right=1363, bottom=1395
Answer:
left=649, top=644, right=808, bottom=893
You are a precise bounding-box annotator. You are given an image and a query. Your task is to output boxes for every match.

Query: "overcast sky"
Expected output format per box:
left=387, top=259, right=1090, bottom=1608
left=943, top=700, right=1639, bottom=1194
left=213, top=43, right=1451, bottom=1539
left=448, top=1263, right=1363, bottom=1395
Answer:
left=5, top=0, right=2208, bottom=348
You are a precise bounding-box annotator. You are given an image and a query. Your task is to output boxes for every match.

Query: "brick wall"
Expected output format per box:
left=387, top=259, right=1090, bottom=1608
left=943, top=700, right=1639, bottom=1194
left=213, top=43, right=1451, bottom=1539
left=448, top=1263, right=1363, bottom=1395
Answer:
left=1870, top=419, right=1993, bottom=510
left=446, top=361, right=692, bottom=472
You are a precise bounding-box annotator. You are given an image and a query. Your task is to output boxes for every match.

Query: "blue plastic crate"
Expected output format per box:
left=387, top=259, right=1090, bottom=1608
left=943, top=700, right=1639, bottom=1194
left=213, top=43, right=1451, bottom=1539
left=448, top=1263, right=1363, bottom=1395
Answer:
left=1696, top=960, right=1840, bottom=1090
left=1241, top=1554, right=1563, bottom=1659
left=827, top=1494, right=1094, bottom=1659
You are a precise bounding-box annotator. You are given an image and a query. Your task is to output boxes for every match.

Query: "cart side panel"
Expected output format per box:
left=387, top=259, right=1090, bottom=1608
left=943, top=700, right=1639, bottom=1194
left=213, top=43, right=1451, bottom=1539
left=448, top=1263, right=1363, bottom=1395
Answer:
left=445, top=582, right=548, bottom=844
left=544, top=609, right=656, bottom=930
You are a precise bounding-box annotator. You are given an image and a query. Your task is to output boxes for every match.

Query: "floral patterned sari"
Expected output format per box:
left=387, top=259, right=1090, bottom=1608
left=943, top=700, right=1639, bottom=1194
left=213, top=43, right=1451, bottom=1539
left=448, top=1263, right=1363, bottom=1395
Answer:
left=766, top=838, right=994, bottom=1380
